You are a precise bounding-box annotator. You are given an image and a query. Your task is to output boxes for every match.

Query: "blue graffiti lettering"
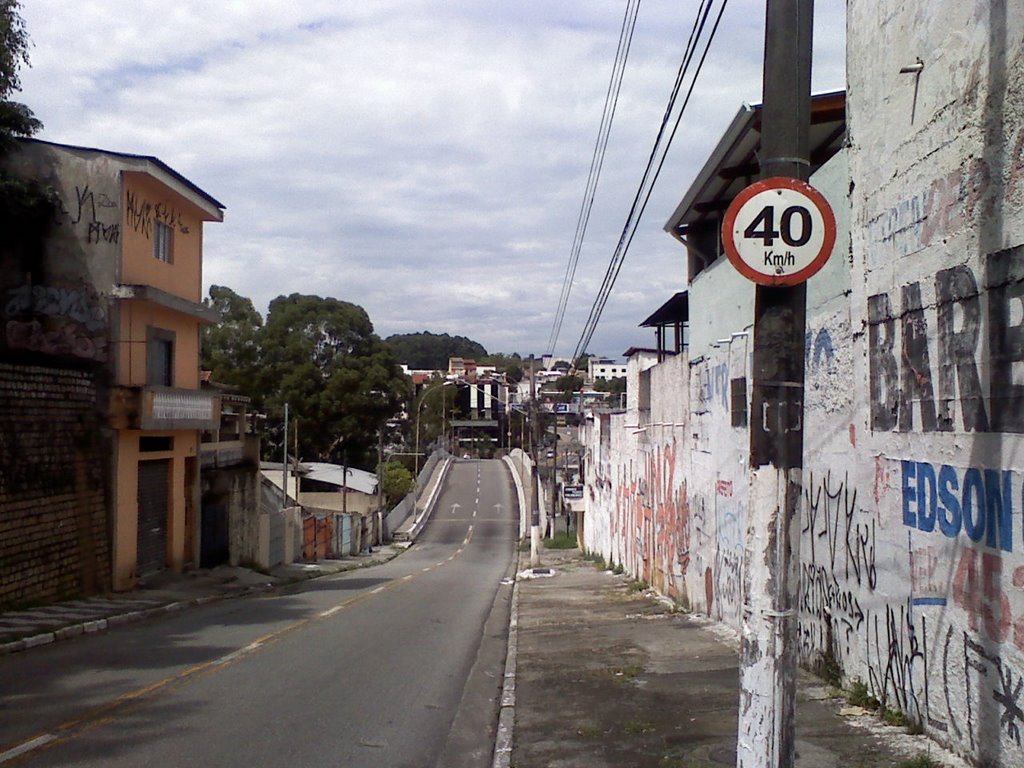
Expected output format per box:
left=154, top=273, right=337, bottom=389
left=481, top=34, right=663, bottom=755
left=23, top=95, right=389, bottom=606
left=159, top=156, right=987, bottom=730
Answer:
left=902, top=460, right=1014, bottom=552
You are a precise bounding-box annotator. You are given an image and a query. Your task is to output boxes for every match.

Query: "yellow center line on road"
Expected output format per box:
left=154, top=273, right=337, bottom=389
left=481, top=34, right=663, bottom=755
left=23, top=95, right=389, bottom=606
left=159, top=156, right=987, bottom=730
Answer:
left=0, top=537, right=476, bottom=765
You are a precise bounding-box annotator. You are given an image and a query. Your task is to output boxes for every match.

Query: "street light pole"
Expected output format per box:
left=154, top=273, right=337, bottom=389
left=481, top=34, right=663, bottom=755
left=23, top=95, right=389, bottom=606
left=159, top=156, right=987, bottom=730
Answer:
left=414, top=381, right=451, bottom=476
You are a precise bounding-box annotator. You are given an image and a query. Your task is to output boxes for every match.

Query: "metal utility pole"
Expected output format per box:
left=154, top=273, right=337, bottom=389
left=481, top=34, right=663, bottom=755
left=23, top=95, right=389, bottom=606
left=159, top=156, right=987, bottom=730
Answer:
left=528, top=359, right=542, bottom=567
left=737, top=2, right=812, bottom=767
left=376, top=428, right=385, bottom=546
left=281, top=403, right=289, bottom=511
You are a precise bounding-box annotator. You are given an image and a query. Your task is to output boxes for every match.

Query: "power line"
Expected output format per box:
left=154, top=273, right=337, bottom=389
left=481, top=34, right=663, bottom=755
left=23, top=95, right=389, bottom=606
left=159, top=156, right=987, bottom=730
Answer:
left=570, top=0, right=730, bottom=365
left=546, top=0, right=641, bottom=358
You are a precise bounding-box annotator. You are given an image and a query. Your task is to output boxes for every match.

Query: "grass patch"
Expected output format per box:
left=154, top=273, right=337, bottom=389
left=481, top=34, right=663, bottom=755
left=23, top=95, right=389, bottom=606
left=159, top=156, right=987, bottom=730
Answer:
left=628, top=579, right=650, bottom=593
left=894, top=754, right=944, bottom=768
left=594, top=663, right=642, bottom=682
left=612, top=563, right=625, bottom=575
left=582, top=550, right=607, bottom=570
left=882, top=707, right=908, bottom=727
left=847, top=678, right=880, bottom=710
left=576, top=721, right=601, bottom=739
left=544, top=531, right=578, bottom=549
left=812, top=649, right=843, bottom=688
left=623, top=718, right=655, bottom=735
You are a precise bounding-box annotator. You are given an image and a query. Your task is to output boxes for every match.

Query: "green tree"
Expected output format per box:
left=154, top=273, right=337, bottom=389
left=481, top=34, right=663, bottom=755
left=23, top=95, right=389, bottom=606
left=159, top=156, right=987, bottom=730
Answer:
left=379, top=460, right=414, bottom=507
left=260, top=294, right=409, bottom=467
left=0, top=1, right=40, bottom=150
left=554, top=374, right=583, bottom=403
left=0, top=1, right=53, bottom=248
left=201, top=285, right=264, bottom=396
left=593, top=376, right=626, bottom=399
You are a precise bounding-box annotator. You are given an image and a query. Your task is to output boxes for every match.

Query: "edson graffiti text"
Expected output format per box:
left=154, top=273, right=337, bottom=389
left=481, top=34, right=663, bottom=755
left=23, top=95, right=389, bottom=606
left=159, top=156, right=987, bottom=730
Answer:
left=901, top=460, right=1016, bottom=552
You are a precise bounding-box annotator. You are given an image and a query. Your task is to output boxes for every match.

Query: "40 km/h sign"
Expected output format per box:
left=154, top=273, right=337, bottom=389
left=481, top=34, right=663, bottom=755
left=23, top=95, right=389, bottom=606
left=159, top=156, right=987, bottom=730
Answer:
left=721, top=177, right=837, bottom=286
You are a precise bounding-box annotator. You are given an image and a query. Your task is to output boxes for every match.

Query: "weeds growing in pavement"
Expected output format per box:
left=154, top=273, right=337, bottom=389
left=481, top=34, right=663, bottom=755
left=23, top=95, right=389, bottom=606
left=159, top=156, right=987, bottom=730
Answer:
left=628, top=579, right=649, bottom=593
left=623, top=718, right=655, bottom=735
left=894, top=754, right=944, bottom=768
left=543, top=531, right=577, bottom=549
left=882, top=707, right=908, bottom=727
left=846, top=678, right=880, bottom=710
left=576, top=722, right=601, bottom=739
left=812, top=647, right=843, bottom=688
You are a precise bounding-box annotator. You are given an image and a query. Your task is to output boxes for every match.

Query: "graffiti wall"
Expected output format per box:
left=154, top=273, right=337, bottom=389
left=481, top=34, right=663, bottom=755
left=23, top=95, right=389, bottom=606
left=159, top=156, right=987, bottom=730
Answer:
left=581, top=4, right=1024, bottom=765
left=0, top=143, right=122, bottom=363
left=839, top=3, right=1024, bottom=764
left=582, top=355, right=691, bottom=604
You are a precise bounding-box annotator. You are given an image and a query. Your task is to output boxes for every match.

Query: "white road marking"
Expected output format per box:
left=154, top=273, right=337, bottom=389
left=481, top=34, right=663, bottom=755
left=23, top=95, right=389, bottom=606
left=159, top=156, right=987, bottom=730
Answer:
left=0, top=734, right=57, bottom=764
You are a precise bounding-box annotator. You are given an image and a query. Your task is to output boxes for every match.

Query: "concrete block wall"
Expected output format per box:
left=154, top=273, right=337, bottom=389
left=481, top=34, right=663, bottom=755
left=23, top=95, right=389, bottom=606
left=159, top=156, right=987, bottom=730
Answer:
left=0, top=362, right=111, bottom=609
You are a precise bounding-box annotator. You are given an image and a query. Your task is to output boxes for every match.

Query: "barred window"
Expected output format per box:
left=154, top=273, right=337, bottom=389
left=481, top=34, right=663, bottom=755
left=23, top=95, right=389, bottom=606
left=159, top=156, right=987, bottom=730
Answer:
left=153, top=221, right=173, bottom=263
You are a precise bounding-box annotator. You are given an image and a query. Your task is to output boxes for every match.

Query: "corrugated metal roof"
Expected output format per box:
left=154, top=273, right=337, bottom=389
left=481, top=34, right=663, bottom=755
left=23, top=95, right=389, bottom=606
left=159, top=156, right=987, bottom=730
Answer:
left=663, top=90, right=845, bottom=240
left=301, top=462, right=378, bottom=495
left=640, top=292, right=689, bottom=327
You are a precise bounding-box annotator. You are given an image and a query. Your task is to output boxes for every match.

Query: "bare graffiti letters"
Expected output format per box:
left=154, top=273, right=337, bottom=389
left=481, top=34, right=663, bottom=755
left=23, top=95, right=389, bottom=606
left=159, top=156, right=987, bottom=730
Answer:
left=868, top=246, right=1024, bottom=433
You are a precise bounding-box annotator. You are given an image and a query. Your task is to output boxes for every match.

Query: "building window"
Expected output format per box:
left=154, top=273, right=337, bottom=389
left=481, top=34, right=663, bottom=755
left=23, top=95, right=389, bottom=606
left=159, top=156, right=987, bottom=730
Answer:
left=147, top=327, right=175, bottom=386
left=731, top=377, right=748, bottom=428
left=153, top=221, right=173, bottom=263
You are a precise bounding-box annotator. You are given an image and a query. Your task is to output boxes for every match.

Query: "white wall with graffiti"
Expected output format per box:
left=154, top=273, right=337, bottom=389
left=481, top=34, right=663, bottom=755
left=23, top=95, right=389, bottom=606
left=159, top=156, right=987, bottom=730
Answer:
left=1, top=142, right=123, bottom=363
left=582, top=353, right=690, bottom=603
left=580, top=4, right=1024, bottom=765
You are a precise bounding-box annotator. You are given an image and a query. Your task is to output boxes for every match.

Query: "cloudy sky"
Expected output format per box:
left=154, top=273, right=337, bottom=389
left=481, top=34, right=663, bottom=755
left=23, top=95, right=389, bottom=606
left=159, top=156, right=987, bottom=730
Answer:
left=19, top=1, right=845, bottom=359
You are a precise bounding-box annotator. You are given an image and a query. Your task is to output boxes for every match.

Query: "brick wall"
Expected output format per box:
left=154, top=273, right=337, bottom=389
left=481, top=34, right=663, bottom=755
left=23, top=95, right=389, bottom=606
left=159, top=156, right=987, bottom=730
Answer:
left=0, top=362, right=111, bottom=609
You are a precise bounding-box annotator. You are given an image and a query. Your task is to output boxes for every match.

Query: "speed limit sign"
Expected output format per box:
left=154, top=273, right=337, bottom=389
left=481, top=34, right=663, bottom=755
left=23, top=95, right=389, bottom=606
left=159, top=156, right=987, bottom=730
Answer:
left=721, top=177, right=836, bottom=286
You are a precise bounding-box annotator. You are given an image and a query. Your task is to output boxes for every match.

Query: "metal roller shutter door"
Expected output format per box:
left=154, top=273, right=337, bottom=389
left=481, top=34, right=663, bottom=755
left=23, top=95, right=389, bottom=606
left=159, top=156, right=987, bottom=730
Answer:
left=137, top=460, right=169, bottom=577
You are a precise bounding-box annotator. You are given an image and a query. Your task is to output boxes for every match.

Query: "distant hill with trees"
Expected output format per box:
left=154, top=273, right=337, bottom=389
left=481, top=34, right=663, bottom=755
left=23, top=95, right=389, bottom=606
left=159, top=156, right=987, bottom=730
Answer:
left=385, top=331, right=487, bottom=370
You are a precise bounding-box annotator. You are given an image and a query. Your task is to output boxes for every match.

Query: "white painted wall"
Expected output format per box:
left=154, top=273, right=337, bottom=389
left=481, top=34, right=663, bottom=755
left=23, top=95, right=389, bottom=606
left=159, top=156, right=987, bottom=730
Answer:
left=580, top=4, right=1024, bottom=764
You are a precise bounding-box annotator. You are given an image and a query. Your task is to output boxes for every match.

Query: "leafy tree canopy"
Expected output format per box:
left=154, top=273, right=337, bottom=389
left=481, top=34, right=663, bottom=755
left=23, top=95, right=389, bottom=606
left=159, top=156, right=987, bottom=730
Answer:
left=385, top=331, right=487, bottom=370
left=201, top=289, right=410, bottom=469
left=202, top=285, right=264, bottom=395
left=593, top=376, right=627, bottom=396
left=555, top=375, right=584, bottom=392
left=260, top=294, right=409, bottom=466
left=379, top=460, right=414, bottom=506
left=0, top=1, right=52, bottom=241
left=0, top=0, right=39, bottom=148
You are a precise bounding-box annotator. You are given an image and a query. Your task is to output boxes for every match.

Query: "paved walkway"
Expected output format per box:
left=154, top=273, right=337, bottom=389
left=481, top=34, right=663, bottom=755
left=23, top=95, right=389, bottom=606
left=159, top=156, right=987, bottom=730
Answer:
left=505, top=548, right=969, bottom=768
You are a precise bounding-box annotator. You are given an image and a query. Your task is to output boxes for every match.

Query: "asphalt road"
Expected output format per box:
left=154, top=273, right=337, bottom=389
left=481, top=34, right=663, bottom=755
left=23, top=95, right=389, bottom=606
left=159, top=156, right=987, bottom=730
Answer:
left=0, top=458, right=518, bottom=768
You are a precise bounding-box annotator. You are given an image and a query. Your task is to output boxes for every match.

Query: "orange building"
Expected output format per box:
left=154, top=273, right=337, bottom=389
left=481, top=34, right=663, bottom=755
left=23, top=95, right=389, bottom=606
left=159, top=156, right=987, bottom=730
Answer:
left=2, top=139, right=224, bottom=595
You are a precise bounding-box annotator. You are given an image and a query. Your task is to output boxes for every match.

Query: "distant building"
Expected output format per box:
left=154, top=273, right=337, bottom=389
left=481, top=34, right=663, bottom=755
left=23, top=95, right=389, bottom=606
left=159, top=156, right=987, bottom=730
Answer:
left=588, top=357, right=627, bottom=382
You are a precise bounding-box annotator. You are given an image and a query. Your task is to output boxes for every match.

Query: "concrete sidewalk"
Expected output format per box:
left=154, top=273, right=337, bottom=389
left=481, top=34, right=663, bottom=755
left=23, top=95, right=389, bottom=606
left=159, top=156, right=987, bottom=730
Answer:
left=506, top=548, right=968, bottom=768
left=0, top=546, right=402, bottom=656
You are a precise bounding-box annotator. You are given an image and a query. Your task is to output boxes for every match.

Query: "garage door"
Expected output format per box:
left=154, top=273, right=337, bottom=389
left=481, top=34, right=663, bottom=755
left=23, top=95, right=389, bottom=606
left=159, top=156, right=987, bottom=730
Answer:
left=137, top=460, right=170, bottom=577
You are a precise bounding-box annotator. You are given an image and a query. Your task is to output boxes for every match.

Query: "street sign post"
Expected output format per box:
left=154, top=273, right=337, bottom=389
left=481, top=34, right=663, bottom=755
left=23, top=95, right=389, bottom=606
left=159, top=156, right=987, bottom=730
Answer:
left=721, top=177, right=836, bottom=286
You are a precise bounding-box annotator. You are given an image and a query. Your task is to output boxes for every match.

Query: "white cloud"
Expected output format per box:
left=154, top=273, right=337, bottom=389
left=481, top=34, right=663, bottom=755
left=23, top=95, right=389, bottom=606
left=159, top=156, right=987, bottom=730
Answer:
left=19, top=0, right=846, bottom=359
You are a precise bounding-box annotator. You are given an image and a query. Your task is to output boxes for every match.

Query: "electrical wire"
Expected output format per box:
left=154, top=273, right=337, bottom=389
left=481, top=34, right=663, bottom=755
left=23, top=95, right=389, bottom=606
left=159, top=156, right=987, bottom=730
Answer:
left=545, top=0, right=641, bottom=358
left=569, top=0, right=730, bottom=367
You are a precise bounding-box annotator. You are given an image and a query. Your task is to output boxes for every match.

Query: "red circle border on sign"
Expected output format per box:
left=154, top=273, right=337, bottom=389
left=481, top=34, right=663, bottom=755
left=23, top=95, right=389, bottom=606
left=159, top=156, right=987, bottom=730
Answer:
left=721, top=176, right=837, bottom=287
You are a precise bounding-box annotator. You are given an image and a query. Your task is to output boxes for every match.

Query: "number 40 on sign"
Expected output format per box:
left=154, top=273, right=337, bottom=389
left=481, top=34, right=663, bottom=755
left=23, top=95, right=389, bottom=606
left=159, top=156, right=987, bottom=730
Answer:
left=721, top=177, right=837, bottom=287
